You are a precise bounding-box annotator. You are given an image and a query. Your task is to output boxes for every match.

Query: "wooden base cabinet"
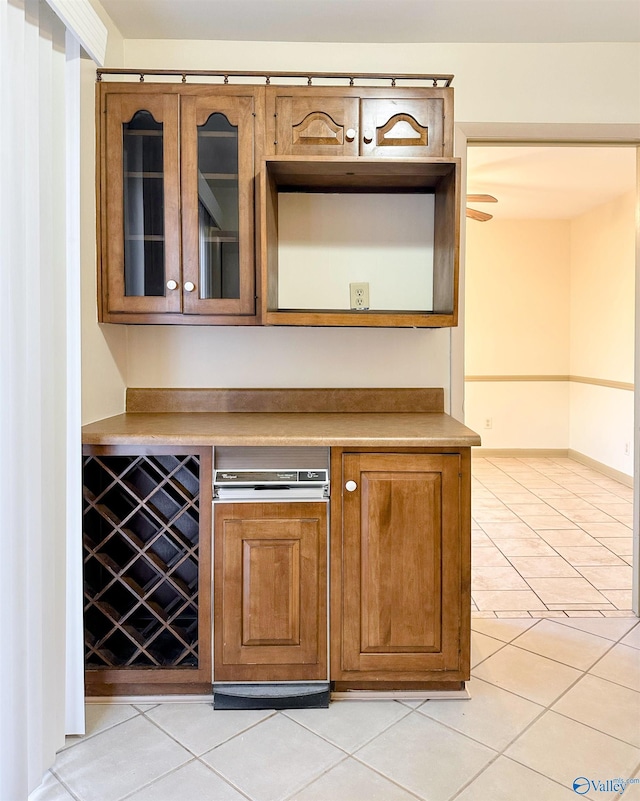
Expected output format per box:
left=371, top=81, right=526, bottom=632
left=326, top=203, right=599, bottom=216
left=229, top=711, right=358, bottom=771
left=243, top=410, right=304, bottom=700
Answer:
left=331, top=450, right=470, bottom=689
left=214, top=502, right=328, bottom=682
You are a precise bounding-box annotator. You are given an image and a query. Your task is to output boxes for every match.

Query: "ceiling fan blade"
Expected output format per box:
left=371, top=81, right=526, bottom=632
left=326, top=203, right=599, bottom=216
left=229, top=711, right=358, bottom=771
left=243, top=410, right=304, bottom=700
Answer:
left=466, top=194, right=498, bottom=203
left=466, top=208, right=493, bottom=222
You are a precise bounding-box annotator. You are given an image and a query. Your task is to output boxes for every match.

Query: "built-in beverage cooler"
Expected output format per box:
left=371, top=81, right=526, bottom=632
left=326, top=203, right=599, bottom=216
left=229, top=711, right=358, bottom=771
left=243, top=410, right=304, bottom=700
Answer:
left=212, top=447, right=330, bottom=709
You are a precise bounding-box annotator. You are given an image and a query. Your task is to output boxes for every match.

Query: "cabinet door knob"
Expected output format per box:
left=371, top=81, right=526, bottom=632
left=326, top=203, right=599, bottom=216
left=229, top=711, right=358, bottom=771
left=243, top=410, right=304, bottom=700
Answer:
left=345, top=128, right=356, bottom=142
left=363, top=130, right=373, bottom=144
left=345, top=480, right=357, bottom=492
left=166, top=279, right=178, bottom=290
left=184, top=281, right=196, bottom=292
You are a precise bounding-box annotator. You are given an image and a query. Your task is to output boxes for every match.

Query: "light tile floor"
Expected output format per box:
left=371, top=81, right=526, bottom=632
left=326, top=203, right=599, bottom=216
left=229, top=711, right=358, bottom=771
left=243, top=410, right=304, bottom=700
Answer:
left=470, top=456, right=634, bottom=617
left=29, top=456, right=638, bottom=801
left=31, top=617, right=640, bottom=801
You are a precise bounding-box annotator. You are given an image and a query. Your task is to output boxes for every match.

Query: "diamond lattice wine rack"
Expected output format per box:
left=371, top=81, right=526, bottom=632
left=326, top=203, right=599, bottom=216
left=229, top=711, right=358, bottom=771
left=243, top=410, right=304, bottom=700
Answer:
left=82, top=446, right=212, bottom=694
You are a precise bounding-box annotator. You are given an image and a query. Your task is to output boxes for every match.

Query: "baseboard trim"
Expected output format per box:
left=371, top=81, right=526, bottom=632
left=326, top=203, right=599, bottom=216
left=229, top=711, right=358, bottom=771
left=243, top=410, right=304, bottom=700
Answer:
left=474, top=448, right=633, bottom=488
left=567, top=449, right=634, bottom=488
left=474, top=448, right=568, bottom=458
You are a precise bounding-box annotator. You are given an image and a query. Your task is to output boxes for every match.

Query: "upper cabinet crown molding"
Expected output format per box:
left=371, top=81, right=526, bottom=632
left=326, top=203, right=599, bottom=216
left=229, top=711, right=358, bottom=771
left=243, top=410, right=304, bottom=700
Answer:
left=96, top=79, right=459, bottom=329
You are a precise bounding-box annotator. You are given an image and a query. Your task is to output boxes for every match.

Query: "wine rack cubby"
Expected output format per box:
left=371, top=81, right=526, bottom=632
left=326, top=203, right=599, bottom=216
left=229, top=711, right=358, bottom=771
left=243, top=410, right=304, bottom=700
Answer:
left=82, top=446, right=212, bottom=695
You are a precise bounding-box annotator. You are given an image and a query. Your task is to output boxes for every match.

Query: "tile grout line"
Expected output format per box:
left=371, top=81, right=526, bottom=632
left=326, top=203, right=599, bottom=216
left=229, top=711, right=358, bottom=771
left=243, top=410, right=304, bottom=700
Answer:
left=108, top=708, right=279, bottom=801
left=279, top=699, right=415, bottom=757
left=57, top=706, right=144, bottom=753
left=280, top=753, right=353, bottom=801
left=47, top=770, right=83, bottom=801
left=448, top=590, right=637, bottom=799
left=473, top=458, right=632, bottom=613
left=141, top=705, right=279, bottom=758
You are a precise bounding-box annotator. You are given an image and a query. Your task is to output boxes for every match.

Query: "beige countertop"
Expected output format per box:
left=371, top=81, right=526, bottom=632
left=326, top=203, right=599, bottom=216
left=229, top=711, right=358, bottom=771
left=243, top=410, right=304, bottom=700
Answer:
left=82, top=411, right=481, bottom=448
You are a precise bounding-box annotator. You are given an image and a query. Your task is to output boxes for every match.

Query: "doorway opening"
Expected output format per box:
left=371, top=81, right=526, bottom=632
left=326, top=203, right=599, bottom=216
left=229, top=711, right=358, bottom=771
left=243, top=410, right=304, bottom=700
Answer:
left=464, top=144, right=637, bottom=617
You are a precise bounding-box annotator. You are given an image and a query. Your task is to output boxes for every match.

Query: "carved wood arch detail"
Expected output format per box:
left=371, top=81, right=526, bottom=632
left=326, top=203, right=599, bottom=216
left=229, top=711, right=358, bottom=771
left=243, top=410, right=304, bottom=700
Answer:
left=377, top=114, right=428, bottom=147
left=195, top=109, right=240, bottom=129
left=292, top=111, right=344, bottom=147
left=123, top=108, right=163, bottom=128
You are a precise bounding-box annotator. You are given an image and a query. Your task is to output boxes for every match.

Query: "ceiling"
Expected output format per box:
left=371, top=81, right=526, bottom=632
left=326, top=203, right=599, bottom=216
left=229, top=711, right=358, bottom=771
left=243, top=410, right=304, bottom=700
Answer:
left=466, top=146, right=637, bottom=220
left=97, top=0, right=640, bottom=43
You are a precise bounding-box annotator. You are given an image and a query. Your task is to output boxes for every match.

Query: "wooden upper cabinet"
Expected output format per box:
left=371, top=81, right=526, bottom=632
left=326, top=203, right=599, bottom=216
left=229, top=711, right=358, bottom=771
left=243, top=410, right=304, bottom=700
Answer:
left=332, top=451, right=469, bottom=686
left=97, top=83, right=262, bottom=324
left=267, top=86, right=452, bottom=158
left=97, top=80, right=458, bottom=328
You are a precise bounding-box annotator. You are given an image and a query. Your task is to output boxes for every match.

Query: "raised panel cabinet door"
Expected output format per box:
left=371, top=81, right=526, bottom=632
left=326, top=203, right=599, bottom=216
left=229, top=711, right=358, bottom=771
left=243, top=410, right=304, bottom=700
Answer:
left=274, top=96, right=359, bottom=156
left=103, top=93, right=182, bottom=314
left=181, top=94, right=256, bottom=316
left=360, top=98, right=445, bottom=157
left=214, top=502, right=328, bottom=682
left=339, top=453, right=464, bottom=680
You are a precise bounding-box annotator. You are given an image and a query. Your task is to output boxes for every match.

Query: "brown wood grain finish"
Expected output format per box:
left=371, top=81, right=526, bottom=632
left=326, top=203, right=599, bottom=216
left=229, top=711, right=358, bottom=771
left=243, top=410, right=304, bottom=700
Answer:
left=214, top=502, right=327, bottom=682
left=433, top=159, right=460, bottom=318
left=104, top=93, right=181, bottom=316
left=359, top=469, right=441, bottom=654
left=265, top=86, right=454, bottom=158
left=259, top=157, right=460, bottom=327
left=360, top=98, right=445, bottom=157
left=83, top=445, right=212, bottom=696
left=275, top=96, right=359, bottom=156
left=98, top=83, right=263, bottom=325
left=126, top=387, right=445, bottom=413
left=331, top=449, right=470, bottom=684
left=180, top=94, right=256, bottom=317
left=242, top=537, right=301, bottom=645
left=98, top=81, right=459, bottom=329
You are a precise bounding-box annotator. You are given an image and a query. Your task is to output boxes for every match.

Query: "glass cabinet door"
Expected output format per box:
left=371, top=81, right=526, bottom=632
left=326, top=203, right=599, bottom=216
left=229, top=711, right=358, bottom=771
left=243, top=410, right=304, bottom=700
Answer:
left=181, top=95, right=255, bottom=316
left=104, top=93, right=181, bottom=314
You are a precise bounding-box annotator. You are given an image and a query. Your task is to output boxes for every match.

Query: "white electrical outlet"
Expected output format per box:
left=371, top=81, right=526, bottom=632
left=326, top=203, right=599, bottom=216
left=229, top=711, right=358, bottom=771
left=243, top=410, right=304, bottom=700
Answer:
left=624, top=441, right=631, bottom=456
left=350, top=282, right=370, bottom=310
left=484, top=418, right=493, bottom=429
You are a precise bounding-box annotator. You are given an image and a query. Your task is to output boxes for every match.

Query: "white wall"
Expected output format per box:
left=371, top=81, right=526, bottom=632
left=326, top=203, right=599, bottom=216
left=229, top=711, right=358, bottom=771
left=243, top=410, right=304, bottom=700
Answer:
left=569, top=190, right=636, bottom=474
left=80, top=57, right=128, bottom=423
left=464, top=188, right=636, bottom=476
left=464, top=218, right=571, bottom=448
left=278, top=193, right=435, bottom=311
left=126, top=325, right=452, bottom=390
left=80, top=36, right=640, bottom=424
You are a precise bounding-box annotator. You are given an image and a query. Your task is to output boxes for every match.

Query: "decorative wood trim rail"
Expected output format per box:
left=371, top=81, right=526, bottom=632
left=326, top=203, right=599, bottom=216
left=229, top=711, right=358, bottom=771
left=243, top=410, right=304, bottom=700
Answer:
left=96, top=69, right=454, bottom=87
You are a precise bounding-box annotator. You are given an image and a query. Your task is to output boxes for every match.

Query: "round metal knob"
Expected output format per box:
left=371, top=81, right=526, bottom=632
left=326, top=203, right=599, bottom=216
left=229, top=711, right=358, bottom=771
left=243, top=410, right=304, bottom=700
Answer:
left=345, top=128, right=356, bottom=142
left=345, top=480, right=357, bottom=492
left=166, top=279, right=178, bottom=290
left=363, top=130, right=373, bottom=144
left=184, top=281, right=195, bottom=292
